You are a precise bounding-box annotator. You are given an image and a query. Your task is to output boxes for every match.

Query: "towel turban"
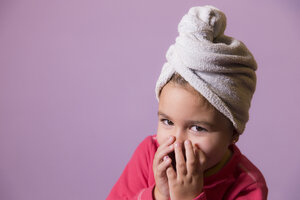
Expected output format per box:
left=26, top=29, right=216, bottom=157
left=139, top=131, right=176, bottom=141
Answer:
left=155, top=5, right=257, bottom=134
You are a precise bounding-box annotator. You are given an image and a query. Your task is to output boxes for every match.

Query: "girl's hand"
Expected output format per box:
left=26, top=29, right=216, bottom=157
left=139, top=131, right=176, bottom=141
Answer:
left=166, top=140, right=206, bottom=200
left=153, top=136, right=175, bottom=200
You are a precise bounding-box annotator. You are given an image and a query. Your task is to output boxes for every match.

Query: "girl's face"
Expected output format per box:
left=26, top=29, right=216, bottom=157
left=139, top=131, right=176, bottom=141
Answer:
left=157, top=82, right=235, bottom=171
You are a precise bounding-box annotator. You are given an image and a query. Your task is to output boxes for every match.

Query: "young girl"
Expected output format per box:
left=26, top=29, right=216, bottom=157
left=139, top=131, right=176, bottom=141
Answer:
left=107, top=5, right=268, bottom=200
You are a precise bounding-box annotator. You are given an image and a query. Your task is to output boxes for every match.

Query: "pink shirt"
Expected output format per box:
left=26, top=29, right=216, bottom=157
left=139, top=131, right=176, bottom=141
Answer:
left=107, top=135, right=268, bottom=200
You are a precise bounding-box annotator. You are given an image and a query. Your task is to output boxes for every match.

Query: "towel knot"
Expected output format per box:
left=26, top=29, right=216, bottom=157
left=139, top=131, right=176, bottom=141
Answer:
left=178, top=5, right=226, bottom=41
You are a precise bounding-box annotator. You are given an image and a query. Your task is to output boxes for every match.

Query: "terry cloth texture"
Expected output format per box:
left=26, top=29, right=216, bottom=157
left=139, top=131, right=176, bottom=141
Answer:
left=155, top=5, right=257, bottom=134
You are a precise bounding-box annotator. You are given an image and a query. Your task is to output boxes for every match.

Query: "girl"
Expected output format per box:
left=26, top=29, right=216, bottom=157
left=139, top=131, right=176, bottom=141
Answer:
left=107, top=5, right=268, bottom=200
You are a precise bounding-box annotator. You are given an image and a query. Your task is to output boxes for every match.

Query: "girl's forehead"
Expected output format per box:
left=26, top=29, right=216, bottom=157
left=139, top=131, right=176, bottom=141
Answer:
left=159, top=82, right=214, bottom=111
left=159, top=83, right=216, bottom=118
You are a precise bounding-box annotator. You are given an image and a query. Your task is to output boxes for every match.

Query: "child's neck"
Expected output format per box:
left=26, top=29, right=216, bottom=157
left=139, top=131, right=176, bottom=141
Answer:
left=204, top=148, right=232, bottom=177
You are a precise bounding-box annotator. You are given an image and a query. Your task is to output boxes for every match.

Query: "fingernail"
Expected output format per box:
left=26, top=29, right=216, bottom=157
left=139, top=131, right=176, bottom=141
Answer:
left=184, top=140, right=189, bottom=145
left=163, top=155, right=169, bottom=161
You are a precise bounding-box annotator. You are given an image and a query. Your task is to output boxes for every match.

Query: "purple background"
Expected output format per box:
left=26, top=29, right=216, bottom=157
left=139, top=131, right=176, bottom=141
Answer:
left=0, top=0, right=299, bottom=199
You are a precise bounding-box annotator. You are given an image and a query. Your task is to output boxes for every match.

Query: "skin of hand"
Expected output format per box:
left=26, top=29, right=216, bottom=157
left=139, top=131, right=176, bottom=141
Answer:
left=153, top=136, right=176, bottom=200
left=166, top=140, right=206, bottom=200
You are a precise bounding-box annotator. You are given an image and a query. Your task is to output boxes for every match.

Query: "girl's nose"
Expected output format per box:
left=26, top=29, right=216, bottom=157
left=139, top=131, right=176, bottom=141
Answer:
left=174, top=129, right=187, bottom=144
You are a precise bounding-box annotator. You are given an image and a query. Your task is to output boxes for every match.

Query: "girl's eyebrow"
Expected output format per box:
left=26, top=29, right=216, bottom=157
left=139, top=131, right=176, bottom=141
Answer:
left=157, top=111, right=213, bottom=127
left=157, top=111, right=169, bottom=118
left=188, top=120, right=213, bottom=127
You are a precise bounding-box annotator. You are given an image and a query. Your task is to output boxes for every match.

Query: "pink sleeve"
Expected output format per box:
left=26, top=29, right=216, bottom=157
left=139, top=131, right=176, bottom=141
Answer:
left=106, top=136, right=155, bottom=200
left=193, top=192, right=207, bottom=200
left=192, top=182, right=267, bottom=200
left=234, top=182, right=268, bottom=200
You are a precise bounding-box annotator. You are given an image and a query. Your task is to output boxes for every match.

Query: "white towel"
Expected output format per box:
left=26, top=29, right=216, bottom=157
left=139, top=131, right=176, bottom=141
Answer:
left=155, top=5, right=257, bottom=134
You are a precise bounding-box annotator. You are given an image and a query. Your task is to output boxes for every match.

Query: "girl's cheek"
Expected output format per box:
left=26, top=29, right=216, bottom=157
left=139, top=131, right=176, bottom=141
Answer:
left=192, top=139, right=210, bottom=152
left=156, top=127, right=168, bottom=145
left=192, top=140, right=213, bottom=159
left=157, top=131, right=175, bottom=146
left=157, top=134, right=171, bottom=145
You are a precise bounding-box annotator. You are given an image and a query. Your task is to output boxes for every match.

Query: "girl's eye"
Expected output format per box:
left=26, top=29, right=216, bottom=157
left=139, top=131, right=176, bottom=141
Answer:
left=191, top=125, right=207, bottom=132
left=161, top=119, right=174, bottom=126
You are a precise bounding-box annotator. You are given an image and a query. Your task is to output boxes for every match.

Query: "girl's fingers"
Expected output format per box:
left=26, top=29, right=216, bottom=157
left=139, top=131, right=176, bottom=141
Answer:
left=174, top=142, right=187, bottom=177
left=153, top=146, right=174, bottom=168
left=160, top=136, right=175, bottom=148
left=194, top=144, right=207, bottom=171
left=153, top=136, right=175, bottom=167
left=166, top=165, right=176, bottom=181
left=185, top=140, right=198, bottom=174
left=156, top=155, right=172, bottom=178
left=198, top=148, right=207, bottom=169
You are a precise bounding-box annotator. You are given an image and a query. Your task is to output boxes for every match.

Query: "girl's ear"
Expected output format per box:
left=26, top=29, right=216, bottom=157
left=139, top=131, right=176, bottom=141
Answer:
left=231, top=129, right=239, bottom=144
